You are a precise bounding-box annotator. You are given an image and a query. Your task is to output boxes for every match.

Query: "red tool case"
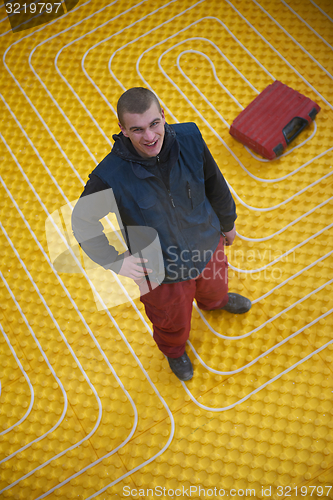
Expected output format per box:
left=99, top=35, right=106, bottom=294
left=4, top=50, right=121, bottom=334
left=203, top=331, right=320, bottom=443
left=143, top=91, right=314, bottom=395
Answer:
left=229, top=81, right=320, bottom=160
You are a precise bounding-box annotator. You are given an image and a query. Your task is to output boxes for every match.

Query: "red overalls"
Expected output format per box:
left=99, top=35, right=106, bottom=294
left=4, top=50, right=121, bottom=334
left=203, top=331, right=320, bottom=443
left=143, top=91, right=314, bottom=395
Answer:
left=139, top=236, right=228, bottom=358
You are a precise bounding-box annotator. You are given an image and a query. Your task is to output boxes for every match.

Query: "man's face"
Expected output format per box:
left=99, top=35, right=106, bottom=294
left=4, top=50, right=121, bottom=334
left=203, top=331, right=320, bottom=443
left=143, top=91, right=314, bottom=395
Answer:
left=119, top=102, right=166, bottom=158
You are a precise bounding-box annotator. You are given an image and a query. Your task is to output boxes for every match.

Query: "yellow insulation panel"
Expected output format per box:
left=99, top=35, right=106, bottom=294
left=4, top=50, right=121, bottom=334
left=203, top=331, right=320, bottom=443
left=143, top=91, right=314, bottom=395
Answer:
left=0, top=0, right=333, bottom=498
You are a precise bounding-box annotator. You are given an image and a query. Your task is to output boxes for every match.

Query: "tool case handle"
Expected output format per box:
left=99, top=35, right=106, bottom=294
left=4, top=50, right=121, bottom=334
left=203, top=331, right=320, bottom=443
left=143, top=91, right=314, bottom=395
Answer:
left=282, top=116, right=309, bottom=145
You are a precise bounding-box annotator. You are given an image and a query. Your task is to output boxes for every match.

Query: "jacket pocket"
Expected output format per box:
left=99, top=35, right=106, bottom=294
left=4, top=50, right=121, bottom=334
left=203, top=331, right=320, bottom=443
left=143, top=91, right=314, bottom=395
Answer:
left=186, top=181, right=205, bottom=211
left=137, top=194, right=164, bottom=228
left=137, top=194, right=156, bottom=210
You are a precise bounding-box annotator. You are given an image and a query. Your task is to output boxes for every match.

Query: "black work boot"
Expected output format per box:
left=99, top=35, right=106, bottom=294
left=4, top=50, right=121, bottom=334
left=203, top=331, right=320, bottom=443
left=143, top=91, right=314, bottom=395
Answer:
left=219, top=293, right=252, bottom=314
left=167, top=352, right=193, bottom=381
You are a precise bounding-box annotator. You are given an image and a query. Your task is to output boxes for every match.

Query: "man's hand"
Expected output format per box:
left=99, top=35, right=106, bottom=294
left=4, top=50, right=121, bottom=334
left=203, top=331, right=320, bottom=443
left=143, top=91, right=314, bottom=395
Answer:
left=118, top=251, right=152, bottom=281
left=223, top=225, right=236, bottom=246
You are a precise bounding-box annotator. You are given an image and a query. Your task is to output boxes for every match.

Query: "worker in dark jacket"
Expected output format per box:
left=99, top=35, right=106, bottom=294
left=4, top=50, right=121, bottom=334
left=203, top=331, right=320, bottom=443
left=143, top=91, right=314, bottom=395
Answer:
left=72, top=87, right=251, bottom=381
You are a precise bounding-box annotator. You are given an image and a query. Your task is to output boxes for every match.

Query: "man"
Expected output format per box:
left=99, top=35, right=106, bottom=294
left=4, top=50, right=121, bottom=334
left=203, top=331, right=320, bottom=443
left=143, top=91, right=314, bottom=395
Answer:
left=72, top=87, right=251, bottom=382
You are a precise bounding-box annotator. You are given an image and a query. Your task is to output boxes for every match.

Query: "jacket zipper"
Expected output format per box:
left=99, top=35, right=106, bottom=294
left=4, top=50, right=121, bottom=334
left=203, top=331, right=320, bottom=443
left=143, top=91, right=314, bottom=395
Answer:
left=157, top=155, right=176, bottom=208
left=168, top=190, right=176, bottom=208
left=153, top=154, right=193, bottom=277
left=187, top=181, right=193, bottom=209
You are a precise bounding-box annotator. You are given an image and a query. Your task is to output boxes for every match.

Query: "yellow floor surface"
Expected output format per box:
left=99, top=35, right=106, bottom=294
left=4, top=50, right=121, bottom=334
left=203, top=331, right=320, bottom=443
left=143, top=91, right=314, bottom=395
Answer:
left=0, top=0, right=333, bottom=498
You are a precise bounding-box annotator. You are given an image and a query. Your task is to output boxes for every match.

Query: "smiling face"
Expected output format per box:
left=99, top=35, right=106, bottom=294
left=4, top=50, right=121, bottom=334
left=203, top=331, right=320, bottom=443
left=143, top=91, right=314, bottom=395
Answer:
left=118, top=102, right=166, bottom=158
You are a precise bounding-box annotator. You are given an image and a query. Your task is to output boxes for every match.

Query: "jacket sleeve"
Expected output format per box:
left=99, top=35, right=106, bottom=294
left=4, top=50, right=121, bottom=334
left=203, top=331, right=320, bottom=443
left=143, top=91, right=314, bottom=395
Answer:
left=203, top=142, right=237, bottom=232
left=71, top=174, right=125, bottom=273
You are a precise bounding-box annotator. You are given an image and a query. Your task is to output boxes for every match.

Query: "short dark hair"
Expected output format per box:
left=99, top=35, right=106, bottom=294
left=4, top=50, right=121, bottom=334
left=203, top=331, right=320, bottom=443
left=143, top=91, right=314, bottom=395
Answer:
left=117, top=87, right=162, bottom=126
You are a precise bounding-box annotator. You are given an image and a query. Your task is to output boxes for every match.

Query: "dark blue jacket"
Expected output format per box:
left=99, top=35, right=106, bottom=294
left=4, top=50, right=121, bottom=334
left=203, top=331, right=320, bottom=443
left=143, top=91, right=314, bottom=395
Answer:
left=72, top=122, right=236, bottom=284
